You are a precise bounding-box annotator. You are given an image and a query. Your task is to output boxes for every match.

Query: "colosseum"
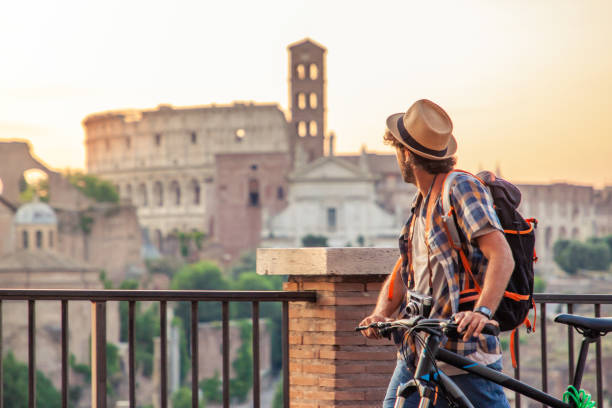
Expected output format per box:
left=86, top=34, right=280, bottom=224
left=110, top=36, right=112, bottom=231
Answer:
left=83, top=39, right=328, bottom=259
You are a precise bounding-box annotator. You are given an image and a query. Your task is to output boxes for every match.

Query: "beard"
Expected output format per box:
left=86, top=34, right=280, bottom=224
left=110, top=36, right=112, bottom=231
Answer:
left=400, top=155, right=417, bottom=184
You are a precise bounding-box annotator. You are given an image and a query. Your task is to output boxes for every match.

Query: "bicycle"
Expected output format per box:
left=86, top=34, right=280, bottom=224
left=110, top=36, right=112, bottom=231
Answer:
left=357, top=313, right=612, bottom=408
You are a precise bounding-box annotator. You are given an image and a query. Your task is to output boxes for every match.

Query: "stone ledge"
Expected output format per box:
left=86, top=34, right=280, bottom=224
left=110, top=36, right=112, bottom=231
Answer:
left=256, top=247, right=397, bottom=276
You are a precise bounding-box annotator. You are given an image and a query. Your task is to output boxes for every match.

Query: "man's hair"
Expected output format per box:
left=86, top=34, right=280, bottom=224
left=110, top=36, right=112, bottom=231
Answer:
left=383, top=130, right=456, bottom=174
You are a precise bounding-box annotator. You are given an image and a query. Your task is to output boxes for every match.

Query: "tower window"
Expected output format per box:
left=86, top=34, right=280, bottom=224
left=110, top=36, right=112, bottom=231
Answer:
left=49, top=231, right=54, bottom=248
left=22, top=230, right=29, bottom=249
left=248, top=179, right=260, bottom=207
left=309, top=63, right=319, bottom=80
left=298, top=93, right=306, bottom=110
left=191, top=180, right=201, bottom=205
left=298, top=121, right=307, bottom=137
left=191, top=132, right=197, bottom=144
left=309, top=93, right=318, bottom=109
left=296, top=64, right=306, bottom=80
left=155, top=133, right=161, bottom=146
left=36, top=230, right=43, bottom=249
left=309, top=121, right=318, bottom=136
left=327, top=208, right=337, bottom=230
left=126, top=137, right=131, bottom=149
left=277, top=186, right=284, bottom=200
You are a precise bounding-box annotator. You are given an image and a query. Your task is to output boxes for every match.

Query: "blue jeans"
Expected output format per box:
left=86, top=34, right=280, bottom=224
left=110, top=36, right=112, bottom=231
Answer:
left=383, top=358, right=510, bottom=408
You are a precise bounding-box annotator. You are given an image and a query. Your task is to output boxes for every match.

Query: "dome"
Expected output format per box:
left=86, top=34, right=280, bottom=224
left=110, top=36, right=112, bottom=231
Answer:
left=14, top=201, right=58, bottom=225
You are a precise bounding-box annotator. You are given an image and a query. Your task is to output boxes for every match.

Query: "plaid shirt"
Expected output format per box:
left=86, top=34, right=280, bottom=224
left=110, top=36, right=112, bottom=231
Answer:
left=395, top=172, right=503, bottom=366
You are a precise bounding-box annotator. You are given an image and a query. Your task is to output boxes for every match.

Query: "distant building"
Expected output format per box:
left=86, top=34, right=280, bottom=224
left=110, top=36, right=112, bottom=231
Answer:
left=0, top=200, right=119, bottom=391
left=262, top=153, right=398, bottom=248
left=0, top=141, right=144, bottom=283
left=81, top=39, right=612, bottom=267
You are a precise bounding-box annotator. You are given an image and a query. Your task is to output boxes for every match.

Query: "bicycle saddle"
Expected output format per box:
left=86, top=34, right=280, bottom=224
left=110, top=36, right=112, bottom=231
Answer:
left=554, top=314, right=612, bottom=335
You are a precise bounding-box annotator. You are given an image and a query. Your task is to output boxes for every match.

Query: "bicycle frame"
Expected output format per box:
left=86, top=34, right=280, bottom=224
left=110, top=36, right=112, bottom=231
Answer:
left=401, top=328, right=578, bottom=408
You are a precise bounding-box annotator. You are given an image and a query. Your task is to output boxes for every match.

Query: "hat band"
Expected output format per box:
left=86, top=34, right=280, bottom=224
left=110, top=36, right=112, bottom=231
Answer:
left=397, top=117, right=448, bottom=158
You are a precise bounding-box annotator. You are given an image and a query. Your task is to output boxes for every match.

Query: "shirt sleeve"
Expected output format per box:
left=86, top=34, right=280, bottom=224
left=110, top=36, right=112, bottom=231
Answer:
left=449, top=174, right=503, bottom=243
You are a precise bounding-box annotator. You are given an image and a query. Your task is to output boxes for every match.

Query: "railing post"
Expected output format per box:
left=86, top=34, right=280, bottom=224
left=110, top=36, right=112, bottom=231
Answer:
left=91, top=301, right=107, bottom=408
left=258, top=248, right=397, bottom=407
left=28, top=300, right=36, bottom=408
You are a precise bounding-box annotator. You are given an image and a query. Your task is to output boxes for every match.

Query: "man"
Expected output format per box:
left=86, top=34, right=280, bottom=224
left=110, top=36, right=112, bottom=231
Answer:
left=359, top=99, right=514, bottom=407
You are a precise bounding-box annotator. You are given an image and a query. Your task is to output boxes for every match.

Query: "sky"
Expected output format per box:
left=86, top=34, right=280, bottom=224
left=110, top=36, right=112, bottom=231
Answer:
left=1, top=0, right=612, bottom=187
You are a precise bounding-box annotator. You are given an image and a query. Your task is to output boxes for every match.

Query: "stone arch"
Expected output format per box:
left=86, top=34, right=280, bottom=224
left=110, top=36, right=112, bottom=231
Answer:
left=138, top=183, right=148, bottom=206
left=0, top=142, right=54, bottom=204
left=170, top=180, right=181, bottom=206
left=309, top=93, right=318, bottom=109
left=191, top=179, right=201, bottom=205
left=309, top=63, right=319, bottom=80
left=296, top=64, right=306, bottom=80
left=309, top=121, right=318, bottom=136
left=297, top=121, right=307, bottom=137
left=545, top=226, right=553, bottom=249
left=571, top=227, right=580, bottom=240
left=21, top=168, right=50, bottom=202
left=297, top=93, right=307, bottom=110
left=153, top=181, right=163, bottom=207
left=155, top=229, right=163, bottom=252
left=125, top=184, right=133, bottom=203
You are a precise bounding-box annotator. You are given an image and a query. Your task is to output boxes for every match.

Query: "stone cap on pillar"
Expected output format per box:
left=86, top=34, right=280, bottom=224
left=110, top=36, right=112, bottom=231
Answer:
left=256, top=247, right=397, bottom=276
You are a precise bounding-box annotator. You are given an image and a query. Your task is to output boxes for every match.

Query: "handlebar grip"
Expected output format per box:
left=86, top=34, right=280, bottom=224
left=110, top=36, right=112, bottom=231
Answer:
left=482, top=323, right=500, bottom=336
left=444, top=322, right=500, bottom=338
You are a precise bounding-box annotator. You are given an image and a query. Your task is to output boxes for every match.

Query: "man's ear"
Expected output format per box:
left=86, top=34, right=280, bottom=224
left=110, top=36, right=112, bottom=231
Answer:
left=404, top=149, right=412, bottom=164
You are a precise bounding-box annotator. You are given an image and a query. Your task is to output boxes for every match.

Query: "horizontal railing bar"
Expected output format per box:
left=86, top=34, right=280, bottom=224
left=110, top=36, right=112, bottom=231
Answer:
left=0, top=289, right=316, bottom=302
left=534, top=294, right=612, bottom=304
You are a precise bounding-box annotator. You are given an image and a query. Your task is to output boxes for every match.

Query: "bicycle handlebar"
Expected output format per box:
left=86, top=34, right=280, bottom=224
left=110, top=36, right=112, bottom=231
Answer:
left=355, top=317, right=501, bottom=338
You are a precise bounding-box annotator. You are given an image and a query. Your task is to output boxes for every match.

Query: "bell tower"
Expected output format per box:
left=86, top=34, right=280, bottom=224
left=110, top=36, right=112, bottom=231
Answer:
left=288, top=38, right=326, bottom=163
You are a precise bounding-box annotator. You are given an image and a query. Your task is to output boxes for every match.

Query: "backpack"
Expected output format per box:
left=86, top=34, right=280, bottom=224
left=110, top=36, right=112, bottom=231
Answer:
left=441, top=170, right=537, bottom=365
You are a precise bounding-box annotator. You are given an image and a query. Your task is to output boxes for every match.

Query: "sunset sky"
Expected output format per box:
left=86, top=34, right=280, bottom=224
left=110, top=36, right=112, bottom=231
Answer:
left=1, top=0, right=611, bottom=186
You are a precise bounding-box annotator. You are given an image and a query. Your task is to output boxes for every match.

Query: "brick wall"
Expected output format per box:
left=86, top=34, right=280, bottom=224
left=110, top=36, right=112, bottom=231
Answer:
left=257, top=247, right=399, bottom=407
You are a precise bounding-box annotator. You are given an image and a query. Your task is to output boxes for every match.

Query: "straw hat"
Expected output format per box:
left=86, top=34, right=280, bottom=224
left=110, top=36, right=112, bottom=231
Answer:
left=386, top=99, right=457, bottom=160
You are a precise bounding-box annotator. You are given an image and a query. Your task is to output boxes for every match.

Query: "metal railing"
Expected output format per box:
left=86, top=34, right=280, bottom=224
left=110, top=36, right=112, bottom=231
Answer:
left=1, top=291, right=609, bottom=408
left=0, top=289, right=317, bottom=408
left=510, top=294, right=612, bottom=408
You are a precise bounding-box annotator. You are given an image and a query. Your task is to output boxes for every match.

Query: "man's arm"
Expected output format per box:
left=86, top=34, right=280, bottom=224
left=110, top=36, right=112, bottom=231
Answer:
left=359, top=258, right=405, bottom=339
left=455, top=230, right=514, bottom=341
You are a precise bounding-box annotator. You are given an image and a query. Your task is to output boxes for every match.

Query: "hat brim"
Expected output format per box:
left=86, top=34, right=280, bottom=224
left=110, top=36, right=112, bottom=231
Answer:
left=386, top=112, right=457, bottom=160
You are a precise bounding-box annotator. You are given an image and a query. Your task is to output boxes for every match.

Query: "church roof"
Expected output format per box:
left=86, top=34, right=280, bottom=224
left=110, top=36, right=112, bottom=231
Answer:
left=339, top=153, right=398, bottom=174
left=287, top=38, right=327, bottom=51
left=14, top=201, right=57, bottom=225
left=0, top=250, right=98, bottom=272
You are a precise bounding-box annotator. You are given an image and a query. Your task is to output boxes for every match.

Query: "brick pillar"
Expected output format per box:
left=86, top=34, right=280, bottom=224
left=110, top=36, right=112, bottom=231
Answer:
left=257, top=248, right=399, bottom=408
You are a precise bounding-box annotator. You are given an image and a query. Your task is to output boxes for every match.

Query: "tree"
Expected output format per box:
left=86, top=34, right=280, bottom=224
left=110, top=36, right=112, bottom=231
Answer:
left=19, top=177, right=50, bottom=203
left=553, top=238, right=611, bottom=274
left=146, top=257, right=183, bottom=277
left=229, top=321, right=253, bottom=402
left=171, top=387, right=204, bottom=408
left=301, top=234, right=328, bottom=247
left=230, top=251, right=257, bottom=279
left=171, top=260, right=229, bottom=376
left=200, top=372, right=222, bottom=403
left=3, top=352, right=61, bottom=408
left=117, top=279, right=160, bottom=377
left=66, top=171, right=119, bottom=203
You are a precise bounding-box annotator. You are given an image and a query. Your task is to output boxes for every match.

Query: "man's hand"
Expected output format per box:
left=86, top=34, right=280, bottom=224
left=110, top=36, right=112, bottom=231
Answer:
left=359, top=313, right=391, bottom=339
left=453, top=311, right=499, bottom=341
